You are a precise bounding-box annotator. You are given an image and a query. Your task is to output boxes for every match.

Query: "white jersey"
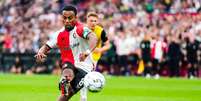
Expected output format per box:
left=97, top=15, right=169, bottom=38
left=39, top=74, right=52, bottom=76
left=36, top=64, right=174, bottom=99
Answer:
left=46, top=22, right=94, bottom=72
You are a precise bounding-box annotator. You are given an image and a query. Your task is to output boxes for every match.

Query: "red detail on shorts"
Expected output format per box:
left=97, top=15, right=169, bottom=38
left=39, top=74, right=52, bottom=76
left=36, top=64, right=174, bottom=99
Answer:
left=61, top=84, right=65, bottom=95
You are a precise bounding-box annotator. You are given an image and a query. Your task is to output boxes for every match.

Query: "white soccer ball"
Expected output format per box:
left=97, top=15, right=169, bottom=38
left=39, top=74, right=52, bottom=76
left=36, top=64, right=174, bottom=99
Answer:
left=84, top=71, right=105, bottom=92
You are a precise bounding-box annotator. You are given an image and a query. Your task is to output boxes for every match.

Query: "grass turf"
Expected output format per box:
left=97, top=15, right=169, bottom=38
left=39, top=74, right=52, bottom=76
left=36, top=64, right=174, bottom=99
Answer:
left=0, top=73, right=201, bottom=101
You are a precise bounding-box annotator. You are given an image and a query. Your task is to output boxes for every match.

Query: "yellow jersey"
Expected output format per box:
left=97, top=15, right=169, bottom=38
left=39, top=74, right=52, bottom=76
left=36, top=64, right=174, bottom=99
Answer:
left=92, top=25, right=104, bottom=62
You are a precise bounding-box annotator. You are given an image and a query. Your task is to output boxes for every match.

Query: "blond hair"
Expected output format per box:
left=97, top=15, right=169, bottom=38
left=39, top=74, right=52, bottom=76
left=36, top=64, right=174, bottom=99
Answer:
left=87, top=12, right=99, bottom=18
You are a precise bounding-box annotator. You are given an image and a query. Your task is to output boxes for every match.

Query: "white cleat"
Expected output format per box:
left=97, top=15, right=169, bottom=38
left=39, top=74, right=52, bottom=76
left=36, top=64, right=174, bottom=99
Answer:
left=189, top=75, right=194, bottom=79
left=145, top=74, right=151, bottom=79
left=154, top=74, right=160, bottom=79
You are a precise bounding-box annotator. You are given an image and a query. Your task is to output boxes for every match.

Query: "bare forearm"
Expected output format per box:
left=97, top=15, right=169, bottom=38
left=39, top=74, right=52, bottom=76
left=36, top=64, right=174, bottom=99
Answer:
left=38, top=44, right=51, bottom=55
left=79, top=33, right=97, bottom=61
left=87, top=33, right=98, bottom=52
left=100, top=40, right=111, bottom=53
left=35, top=44, right=51, bottom=63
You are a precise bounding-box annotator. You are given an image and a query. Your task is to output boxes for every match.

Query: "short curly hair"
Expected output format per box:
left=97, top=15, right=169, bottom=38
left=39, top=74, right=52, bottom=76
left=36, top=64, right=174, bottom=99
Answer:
left=62, top=5, right=77, bottom=16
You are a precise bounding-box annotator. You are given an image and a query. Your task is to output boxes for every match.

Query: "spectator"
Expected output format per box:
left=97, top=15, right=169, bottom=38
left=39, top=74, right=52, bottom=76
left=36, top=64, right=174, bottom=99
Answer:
left=140, top=34, right=152, bottom=78
left=167, top=35, right=182, bottom=77
left=52, top=60, right=61, bottom=75
left=185, top=37, right=199, bottom=78
left=151, top=34, right=167, bottom=79
left=0, top=0, right=201, bottom=77
left=10, top=56, right=23, bottom=74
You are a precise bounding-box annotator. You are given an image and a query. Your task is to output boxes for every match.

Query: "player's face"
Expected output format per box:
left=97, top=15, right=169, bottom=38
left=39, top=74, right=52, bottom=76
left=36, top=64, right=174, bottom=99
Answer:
left=87, top=16, right=98, bottom=30
left=62, top=11, right=77, bottom=29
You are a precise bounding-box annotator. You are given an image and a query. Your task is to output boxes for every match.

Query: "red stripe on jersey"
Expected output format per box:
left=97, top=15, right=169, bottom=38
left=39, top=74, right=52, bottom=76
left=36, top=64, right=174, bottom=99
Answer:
left=57, top=30, right=74, bottom=64
left=75, top=22, right=84, bottom=37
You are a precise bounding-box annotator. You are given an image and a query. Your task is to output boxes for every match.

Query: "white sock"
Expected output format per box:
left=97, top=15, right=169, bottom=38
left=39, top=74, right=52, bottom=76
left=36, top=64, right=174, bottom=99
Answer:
left=80, top=87, right=88, bottom=101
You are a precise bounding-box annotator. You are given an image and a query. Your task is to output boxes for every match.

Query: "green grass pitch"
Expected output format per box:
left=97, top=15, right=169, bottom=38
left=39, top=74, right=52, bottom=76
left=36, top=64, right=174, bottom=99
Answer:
left=0, top=74, right=201, bottom=101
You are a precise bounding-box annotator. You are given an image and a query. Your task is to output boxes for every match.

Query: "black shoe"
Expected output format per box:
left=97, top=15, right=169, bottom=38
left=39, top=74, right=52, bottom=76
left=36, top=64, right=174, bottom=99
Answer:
left=59, top=77, right=70, bottom=95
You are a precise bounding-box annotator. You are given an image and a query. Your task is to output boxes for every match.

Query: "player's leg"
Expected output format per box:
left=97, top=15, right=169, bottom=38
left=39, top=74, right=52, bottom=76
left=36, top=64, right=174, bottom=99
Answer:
left=80, top=86, right=88, bottom=101
left=69, top=67, right=87, bottom=99
left=58, top=67, right=87, bottom=101
left=58, top=95, right=67, bottom=101
left=58, top=62, right=75, bottom=101
left=58, top=90, right=74, bottom=101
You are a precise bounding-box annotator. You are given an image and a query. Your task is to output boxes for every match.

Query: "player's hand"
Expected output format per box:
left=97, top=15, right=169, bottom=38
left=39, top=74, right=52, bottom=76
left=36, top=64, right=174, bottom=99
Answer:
left=79, top=52, right=89, bottom=61
left=34, top=52, right=47, bottom=63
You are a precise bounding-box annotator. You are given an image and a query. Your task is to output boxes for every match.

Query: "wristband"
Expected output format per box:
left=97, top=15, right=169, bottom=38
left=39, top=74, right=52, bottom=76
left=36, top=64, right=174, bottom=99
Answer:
left=86, top=49, right=91, bottom=55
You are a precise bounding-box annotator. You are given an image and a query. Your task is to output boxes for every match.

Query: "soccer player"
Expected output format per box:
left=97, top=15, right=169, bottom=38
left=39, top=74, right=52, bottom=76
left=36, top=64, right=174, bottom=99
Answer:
left=35, top=5, right=97, bottom=101
left=80, top=12, right=110, bottom=101
left=86, top=12, right=110, bottom=68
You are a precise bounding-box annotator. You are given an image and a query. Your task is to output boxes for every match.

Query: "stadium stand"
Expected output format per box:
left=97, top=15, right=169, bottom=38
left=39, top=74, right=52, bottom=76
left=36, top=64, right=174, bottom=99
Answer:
left=0, top=0, right=200, bottom=78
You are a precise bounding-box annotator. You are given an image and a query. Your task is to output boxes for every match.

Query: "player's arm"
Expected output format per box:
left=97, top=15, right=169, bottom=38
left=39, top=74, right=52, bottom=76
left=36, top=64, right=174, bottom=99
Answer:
left=98, top=30, right=111, bottom=53
left=79, top=27, right=98, bottom=61
left=98, top=40, right=110, bottom=53
left=35, top=44, right=51, bottom=63
left=81, top=26, right=98, bottom=52
left=35, top=29, right=60, bottom=63
left=86, top=32, right=98, bottom=53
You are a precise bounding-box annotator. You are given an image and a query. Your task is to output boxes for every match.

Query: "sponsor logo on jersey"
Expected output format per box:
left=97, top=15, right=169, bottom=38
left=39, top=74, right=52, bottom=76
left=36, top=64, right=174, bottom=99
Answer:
left=76, top=78, right=84, bottom=89
left=60, top=42, right=80, bottom=51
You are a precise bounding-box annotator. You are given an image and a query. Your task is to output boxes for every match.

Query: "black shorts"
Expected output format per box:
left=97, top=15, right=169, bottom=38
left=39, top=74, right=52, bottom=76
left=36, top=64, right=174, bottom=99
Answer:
left=70, top=68, right=87, bottom=94
left=60, top=62, right=87, bottom=95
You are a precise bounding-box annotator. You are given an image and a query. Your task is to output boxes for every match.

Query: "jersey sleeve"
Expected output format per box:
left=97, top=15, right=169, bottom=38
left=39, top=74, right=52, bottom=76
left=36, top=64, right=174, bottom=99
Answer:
left=76, top=23, right=92, bottom=39
left=46, top=27, right=64, bottom=48
left=76, top=24, right=91, bottom=39
left=82, top=27, right=91, bottom=39
left=101, top=30, right=108, bottom=42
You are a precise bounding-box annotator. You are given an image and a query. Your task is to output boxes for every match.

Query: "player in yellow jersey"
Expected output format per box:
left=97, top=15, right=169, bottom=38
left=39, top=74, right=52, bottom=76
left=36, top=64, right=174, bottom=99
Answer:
left=80, top=12, right=111, bottom=101
left=87, top=12, right=111, bottom=67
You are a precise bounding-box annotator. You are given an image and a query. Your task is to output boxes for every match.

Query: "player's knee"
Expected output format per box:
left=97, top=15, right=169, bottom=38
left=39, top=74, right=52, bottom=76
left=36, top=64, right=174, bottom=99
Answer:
left=61, top=62, right=76, bottom=82
left=62, top=68, right=74, bottom=81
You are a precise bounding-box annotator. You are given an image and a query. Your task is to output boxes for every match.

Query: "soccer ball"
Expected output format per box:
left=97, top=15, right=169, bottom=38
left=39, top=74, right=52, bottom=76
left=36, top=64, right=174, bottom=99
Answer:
left=83, top=71, right=105, bottom=92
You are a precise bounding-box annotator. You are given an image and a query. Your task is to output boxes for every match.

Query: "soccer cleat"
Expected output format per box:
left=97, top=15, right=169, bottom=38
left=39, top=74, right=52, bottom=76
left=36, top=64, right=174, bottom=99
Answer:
left=145, top=74, right=151, bottom=79
left=189, top=75, right=194, bottom=79
left=154, top=74, right=160, bottom=79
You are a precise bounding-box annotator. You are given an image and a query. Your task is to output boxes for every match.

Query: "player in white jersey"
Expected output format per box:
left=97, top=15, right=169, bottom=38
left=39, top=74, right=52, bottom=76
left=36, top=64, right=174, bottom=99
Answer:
left=46, top=26, right=95, bottom=73
left=35, top=5, right=97, bottom=101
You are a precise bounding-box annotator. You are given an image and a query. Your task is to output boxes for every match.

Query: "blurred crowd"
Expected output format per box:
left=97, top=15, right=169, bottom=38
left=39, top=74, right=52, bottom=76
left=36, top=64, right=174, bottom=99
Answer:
left=0, top=0, right=201, bottom=78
